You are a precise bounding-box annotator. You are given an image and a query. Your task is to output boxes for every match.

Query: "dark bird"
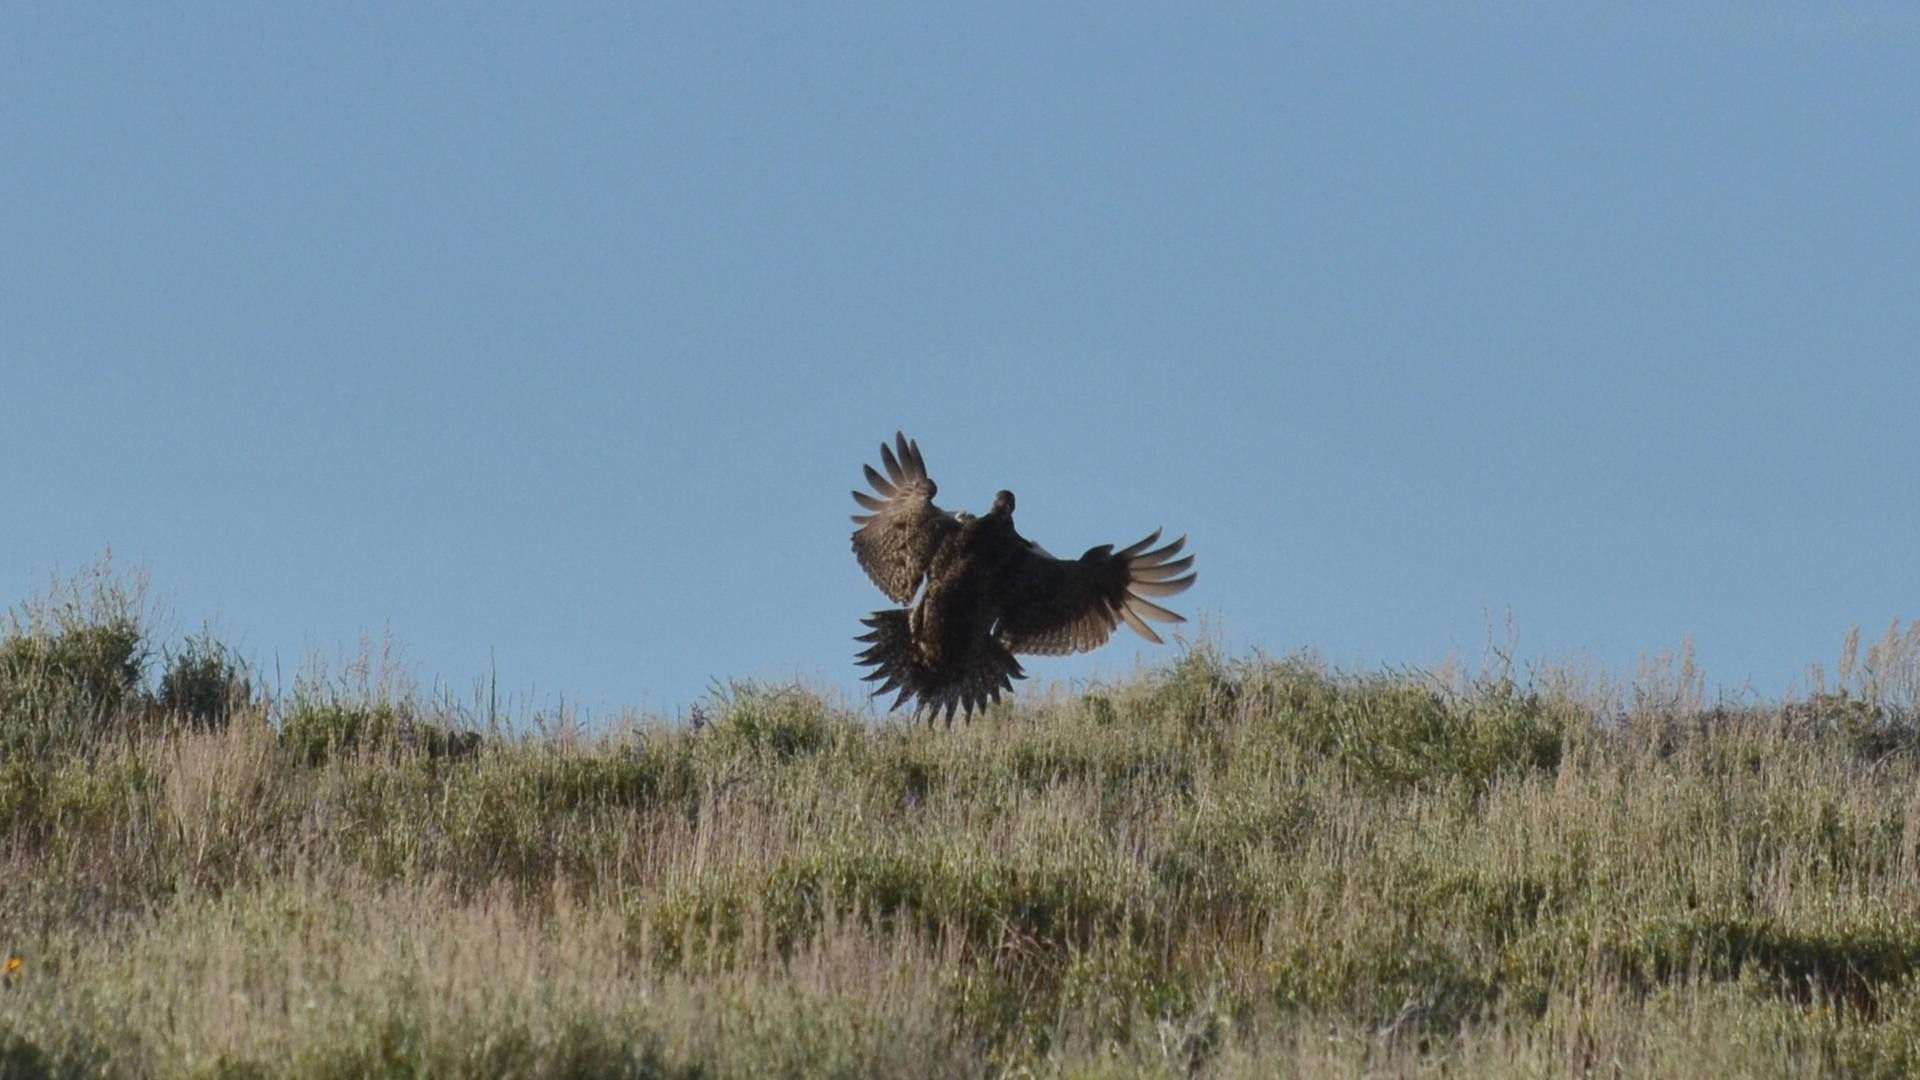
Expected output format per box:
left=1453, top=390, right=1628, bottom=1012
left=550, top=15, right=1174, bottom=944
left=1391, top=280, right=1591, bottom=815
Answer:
left=850, top=432, right=1196, bottom=725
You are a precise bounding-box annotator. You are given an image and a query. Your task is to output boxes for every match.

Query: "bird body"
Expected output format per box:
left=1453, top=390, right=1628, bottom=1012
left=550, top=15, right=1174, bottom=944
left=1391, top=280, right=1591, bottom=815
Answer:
left=850, top=433, right=1196, bottom=724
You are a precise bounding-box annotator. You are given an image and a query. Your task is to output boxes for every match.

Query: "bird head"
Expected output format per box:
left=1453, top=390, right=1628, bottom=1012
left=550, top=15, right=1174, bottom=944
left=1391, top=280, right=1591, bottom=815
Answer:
left=991, top=490, right=1016, bottom=516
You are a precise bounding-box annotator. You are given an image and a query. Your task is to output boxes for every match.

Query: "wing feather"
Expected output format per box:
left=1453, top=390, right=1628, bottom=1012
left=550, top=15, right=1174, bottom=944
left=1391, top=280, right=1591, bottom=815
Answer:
left=1117, top=604, right=1163, bottom=644
left=1126, top=594, right=1186, bottom=623
left=1127, top=576, right=1195, bottom=598
left=863, top=464, right=898, bottom=497
left=995, top=529, right=1196, bottom=656
left=850, top=433, right=959, bottom=604
left=1138, top=536, right=1187, bottom=562
left=1132, top=555, right=1195, bottom=581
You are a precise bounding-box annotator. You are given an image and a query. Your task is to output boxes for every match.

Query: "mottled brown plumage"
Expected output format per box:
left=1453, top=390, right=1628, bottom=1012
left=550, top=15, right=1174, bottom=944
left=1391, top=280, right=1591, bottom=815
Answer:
left=850, top=432, right=1196, bottom=725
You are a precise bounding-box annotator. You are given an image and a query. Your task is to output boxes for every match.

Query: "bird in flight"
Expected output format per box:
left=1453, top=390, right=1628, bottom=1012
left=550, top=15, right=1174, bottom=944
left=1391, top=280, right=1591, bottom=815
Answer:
left=849, top=432, right=1196, bottom=725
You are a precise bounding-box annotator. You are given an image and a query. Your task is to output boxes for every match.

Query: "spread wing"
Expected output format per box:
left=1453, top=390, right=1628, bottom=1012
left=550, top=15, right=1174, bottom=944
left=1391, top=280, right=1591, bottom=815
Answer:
left=850, top=432, right=960, bottom=604
left=994, top=530, right=1195, bottom=656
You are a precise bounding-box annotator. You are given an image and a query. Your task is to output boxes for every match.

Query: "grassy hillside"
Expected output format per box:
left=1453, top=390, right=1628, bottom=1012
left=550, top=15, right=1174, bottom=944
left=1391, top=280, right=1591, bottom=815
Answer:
left=5, top=569, right=1920, bottom=1077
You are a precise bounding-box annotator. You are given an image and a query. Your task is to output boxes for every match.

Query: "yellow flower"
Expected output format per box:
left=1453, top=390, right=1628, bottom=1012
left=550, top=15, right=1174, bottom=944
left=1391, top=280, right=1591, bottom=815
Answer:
left=3, top=954, right=20, bottom=978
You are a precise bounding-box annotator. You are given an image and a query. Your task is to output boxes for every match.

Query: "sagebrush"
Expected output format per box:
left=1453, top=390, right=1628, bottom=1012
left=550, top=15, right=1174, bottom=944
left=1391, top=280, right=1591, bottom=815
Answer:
left=4, top=571, right=1920, bottom=1077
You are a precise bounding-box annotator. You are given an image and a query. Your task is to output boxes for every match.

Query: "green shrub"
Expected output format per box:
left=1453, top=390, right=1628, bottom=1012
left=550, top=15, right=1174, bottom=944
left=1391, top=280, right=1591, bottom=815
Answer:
left=1589, top=911, right=1920, bottom=1013
left=1788, top=691, right=1915, bottom=761
left=156, top=632, right=252, bottom=730
left=869, top=735, right=942, bottom=807
left=1004, top=729, right=1193, bottom=797
left=1264, top=671, right=1564, bottom=791
left=706, top=682, right=851, bottom=761
left=429, top=744, right=693, bottom=896
left=1154, top=787, right=1312, bottom=911
left=280, top=701, right=400, bottom=766
left=1141, top=644, right=1241, bottom=727
left=0, top=617, right=148, bottom=761
left=646, top=831, right=1151, bottom=980
left=0, top=1024, right=111, bottom=1080
left=289, top=1014, right=689, bottom=1080
left=409, top=723, right=483, bottom=760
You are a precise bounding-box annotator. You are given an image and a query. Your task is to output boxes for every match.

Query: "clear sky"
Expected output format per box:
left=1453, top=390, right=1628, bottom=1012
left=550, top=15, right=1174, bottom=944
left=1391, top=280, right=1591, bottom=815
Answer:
left=5, top=5, right=1916, bottom=718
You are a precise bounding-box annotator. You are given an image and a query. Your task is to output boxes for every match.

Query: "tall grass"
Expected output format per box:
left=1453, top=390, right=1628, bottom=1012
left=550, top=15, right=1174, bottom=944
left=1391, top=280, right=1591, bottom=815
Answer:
left=5, top=569, right=1920, bottom=1076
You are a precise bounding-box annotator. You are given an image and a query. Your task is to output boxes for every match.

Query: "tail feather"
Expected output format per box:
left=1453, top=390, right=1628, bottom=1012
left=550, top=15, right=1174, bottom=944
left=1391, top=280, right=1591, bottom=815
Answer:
left=855, top=609, right=1024, bottom=726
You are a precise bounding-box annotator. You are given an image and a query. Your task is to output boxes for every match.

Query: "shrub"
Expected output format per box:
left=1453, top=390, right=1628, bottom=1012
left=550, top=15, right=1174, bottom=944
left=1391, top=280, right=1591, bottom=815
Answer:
left=280, top=701, right=400, bottom=766
left=156, top=633, right=252, bottom=730
left=403, top=723, right=484, bottom=761
left=0, top=1024, right=111, bottom=1080
left=1262, top=670, right=1565, bottom=791
left=0, top=617, right=148, bottom=761
left=706, top=682, right=851, bottom=761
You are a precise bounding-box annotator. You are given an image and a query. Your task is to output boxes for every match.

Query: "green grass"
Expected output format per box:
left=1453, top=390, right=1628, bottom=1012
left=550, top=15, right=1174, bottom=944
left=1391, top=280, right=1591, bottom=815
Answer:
left=6, top=570, right=1920, bottom=1076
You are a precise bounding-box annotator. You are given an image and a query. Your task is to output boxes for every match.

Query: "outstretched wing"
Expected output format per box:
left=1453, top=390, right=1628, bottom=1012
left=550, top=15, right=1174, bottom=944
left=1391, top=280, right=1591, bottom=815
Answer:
left=993, top=530, right=1195, bottom=656
left=850, top=432, right=960, bottom=604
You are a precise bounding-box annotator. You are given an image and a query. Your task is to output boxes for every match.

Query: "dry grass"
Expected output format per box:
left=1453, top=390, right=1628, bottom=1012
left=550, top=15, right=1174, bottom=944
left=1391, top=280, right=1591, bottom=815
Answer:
left=5, top=572, right=1920, bottom=1076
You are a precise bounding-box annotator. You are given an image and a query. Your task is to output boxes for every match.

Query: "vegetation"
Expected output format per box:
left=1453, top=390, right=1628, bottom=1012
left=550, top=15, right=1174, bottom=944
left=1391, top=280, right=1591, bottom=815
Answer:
left=5, top=564, right=1920, bottom=1076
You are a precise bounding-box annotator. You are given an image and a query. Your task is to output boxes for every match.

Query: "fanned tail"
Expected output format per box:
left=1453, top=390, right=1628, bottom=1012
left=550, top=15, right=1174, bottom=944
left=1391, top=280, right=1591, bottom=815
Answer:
left=854, top=609, right=1025, bottom=726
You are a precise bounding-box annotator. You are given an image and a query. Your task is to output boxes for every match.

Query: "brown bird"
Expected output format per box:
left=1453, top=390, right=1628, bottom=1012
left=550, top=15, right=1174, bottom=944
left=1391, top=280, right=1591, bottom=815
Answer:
left=850, top=432, right=1196, bottom=725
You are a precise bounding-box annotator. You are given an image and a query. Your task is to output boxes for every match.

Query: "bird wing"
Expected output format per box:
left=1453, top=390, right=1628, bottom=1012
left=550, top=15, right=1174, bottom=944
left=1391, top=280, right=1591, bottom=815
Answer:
left=994, top=530, right=1196, bottom=656
left=850, top=432, right=960, bottom=604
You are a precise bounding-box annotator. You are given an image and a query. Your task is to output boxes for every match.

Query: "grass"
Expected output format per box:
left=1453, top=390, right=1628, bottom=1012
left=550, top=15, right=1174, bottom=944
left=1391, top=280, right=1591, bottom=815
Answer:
left=5, top=568, right=1920, bottom=1076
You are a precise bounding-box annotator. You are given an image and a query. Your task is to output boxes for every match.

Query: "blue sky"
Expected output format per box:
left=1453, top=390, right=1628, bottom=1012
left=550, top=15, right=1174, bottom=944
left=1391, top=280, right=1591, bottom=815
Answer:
left=5, top=5, right=1916, bottom=717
